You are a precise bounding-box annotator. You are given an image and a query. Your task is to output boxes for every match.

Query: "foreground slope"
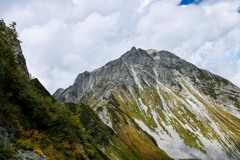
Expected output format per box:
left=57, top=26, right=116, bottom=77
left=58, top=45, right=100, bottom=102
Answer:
left=0, top=20, right=121, bottom=160
left=54, top=47, right=240, bottom=159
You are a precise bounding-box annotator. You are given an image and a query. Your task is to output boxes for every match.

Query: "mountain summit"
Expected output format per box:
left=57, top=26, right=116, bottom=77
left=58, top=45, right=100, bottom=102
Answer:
left=54, top=47, right=240, bottom=159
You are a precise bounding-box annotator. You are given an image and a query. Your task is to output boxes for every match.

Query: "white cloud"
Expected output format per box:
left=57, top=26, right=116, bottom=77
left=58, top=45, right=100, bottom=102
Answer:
left=132, top=0, right=240, bottom=87
left=0, top=0, right=240, bottom=93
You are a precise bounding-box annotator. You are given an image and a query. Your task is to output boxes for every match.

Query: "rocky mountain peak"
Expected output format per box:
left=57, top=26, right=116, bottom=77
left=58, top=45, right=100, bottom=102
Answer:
left=120, top=47, right=154, bottom=66
left=120, top=47, right=188, bottom=71
left=74, top=71, right=91, bottom=85
left=53, top=47, right=240, bottom=159
left=54, top=47, right=240, bottom=106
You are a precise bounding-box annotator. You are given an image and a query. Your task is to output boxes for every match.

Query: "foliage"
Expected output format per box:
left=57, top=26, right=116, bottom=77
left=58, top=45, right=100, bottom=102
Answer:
left=0, top=20, right=111, bottom=159
left=0, top=137, right=14, bottom=160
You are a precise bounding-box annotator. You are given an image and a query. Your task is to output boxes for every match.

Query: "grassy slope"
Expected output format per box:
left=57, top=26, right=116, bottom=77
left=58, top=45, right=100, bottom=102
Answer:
left=106, top=79, right=240, bottom=159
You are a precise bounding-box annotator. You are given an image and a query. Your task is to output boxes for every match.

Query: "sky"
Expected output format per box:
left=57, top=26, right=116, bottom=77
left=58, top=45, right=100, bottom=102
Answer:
left=1, top=0, right=240, bottom=93
left=179, top=0, right=202, bottom=5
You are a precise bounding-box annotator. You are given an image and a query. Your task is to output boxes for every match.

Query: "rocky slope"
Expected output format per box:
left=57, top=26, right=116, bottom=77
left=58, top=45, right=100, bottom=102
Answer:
left=54, top=47, right=240, bottom=159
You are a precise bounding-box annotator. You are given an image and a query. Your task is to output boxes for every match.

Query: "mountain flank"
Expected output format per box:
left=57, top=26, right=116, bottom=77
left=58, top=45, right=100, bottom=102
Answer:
left=54, top=47, right=240, bottom=159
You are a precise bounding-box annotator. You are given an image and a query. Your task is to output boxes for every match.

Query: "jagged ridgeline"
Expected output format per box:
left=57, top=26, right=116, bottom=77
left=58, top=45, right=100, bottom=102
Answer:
left=54, top=47, right=240, bottom=159
left=1, top=20, right=165, bottom=160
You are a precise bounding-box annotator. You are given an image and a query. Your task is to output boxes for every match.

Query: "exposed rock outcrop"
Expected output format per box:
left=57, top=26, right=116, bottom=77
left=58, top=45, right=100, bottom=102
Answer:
left=14, top=41, right=29, bottom=78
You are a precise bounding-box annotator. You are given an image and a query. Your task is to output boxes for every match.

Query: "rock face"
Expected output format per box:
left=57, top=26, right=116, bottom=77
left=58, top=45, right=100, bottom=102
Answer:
left=16, top=150, right=46, bottom=160
left=14, top=40, right=29, bottom=78
left=54, top=47, right=240, bottom=159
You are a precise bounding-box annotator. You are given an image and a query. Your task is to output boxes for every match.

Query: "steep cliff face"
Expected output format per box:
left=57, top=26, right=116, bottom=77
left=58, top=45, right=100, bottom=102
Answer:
left=14, top=41, right=29, bottom=78
left=54, top=47, right=240, bottom=159
left=0, top=20, right=29, bottom=78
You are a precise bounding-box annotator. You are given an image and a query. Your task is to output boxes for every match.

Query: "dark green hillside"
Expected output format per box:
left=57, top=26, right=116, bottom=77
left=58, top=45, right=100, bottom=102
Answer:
left=0, top=20, right=112, bottom=160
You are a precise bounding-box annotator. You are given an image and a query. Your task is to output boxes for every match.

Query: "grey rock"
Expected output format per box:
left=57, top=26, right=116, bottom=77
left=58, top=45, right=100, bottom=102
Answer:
left=53, top=47, right=240, bottom=107
left=0, top=120, right=21, bottom=147
left=14, top=41, right=29, bottom=78
left=52, top=88, right=65, bottom=100
left=16, top=150, right=47, bottom=160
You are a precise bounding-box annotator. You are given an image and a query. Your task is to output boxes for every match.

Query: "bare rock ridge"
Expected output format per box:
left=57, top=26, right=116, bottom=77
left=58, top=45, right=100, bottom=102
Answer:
left=53, top=47, right=240, bottom=159
left=54, top=47, right=239, bottom=106
left=14, top=41, right=29, bottom=78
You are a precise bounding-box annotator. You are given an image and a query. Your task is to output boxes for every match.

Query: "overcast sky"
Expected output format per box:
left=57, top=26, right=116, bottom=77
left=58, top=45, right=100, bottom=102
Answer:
left=1, top=0, right=240, bottom=93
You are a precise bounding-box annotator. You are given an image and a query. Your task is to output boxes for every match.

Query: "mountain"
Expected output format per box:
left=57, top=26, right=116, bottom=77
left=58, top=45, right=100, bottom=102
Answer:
left=54, top=47, right=240, bottom=159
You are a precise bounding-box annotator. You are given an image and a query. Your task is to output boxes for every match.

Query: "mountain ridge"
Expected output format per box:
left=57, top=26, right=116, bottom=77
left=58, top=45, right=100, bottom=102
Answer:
left=54, top=47, right=240, bottom=159
left=54, top=47, right=240, bottom=106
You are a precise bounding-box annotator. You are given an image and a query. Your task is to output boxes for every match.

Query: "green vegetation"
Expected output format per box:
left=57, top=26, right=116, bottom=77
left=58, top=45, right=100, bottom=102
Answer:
left=0, top=20, right=111, bottom=159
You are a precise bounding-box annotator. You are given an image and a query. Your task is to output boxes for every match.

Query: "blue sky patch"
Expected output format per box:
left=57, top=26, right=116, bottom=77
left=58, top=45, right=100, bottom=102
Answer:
left=179, top=0, right=203, bottom=5
left=237, top=53, right=240, bottom=60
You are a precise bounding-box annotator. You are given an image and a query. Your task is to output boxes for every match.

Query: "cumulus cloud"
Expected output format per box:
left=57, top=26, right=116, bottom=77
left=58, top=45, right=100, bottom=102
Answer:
left=0, top=0, right=240, bottom=93
left=133, top=0, right=240, bottom=87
